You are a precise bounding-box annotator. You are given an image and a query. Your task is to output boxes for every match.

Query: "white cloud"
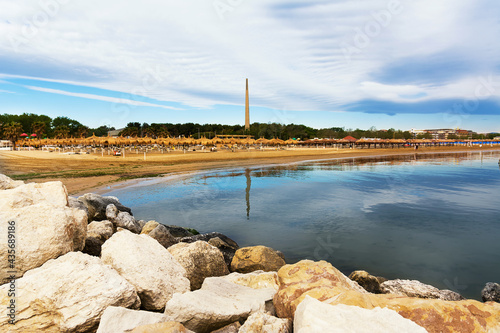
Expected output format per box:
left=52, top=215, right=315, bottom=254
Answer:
left=0, top=0, right=498, bottom=112
left=24, top=85, right=181, bottom=110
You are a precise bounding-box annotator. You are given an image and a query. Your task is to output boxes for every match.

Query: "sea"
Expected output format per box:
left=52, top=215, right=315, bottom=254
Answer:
left=101, top=151, right=500, bottom=300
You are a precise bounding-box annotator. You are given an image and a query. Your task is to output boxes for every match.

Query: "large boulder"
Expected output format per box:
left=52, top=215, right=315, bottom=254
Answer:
left=141, top=221, right=177, bottom=248
left=77, top=193, right=132, bottom=221
left=96, top=306, right=170, bottom=333
left=274, top=260, right=500, bottom=332
left=168, top=241, right=229, bottom=290
left=231, top=246, right=286, bottom=273
left=381, top=279, right=464, bottom=301
left=0, top=174, right=24, bottom=189
left=239, top=312, right=291, bottom=333
left=180, top=232, right=239, bottom=268
left=101, top=230, right=190, bottom=311
left=0, top=252, right=140, bottom=333
left=294, top=295, right=426, bottom=333
left=87, top=220, right=114, bottom=242
left=349, top=270, right=384, bottom=294
left=220, top=271, right=279, bottom=291
left=106, top=204, right=142, bottom=233
left=164, top=277, right=276, bottom=332
left=0, top=181, right=87, bottom=284
left=273, top=260, right=367, bottom=319
left=482, top=282, right=500, bottom=303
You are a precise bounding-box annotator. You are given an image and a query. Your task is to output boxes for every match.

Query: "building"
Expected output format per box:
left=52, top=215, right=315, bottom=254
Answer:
left=107, top=128, right=125, bottom=137
left=0, top=140, right=12, bottom=150
left=410, top=128, right=472, bottom=139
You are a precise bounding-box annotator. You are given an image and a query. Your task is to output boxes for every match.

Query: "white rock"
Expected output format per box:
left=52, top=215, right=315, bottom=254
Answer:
left=0, top=181, right=87, bottom=284
left=0, top=181, right=69, bottom=209
left=101, top=230, right=190, bottom=311
left=239, top=312, right=291, bottom=333
left=220, top=270, right=279, bottom=291
left=96, top=306, right=169, bottom=333
left=164, top=278, right=276, bottom=333
left=381, top=279, right=464, bottom=301
left=87, top=220, right=114, bottom=241
left=168, top=241, right=229, bottom=290
left=0, top=252, right=140, bottom=333
left=294, top=296, right=427, bottom=333
left=0, top=174, right=24, bottom=190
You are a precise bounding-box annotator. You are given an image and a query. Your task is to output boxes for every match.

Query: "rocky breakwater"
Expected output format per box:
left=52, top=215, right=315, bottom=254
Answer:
left=1, top=174, right=500, bottom=332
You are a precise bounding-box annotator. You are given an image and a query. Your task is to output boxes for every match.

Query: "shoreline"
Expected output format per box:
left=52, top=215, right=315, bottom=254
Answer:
left=1, top=145, right=499, bottom=195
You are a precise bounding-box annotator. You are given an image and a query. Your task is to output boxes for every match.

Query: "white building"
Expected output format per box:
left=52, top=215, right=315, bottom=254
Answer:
left=0, top=140, right=12, bottom=150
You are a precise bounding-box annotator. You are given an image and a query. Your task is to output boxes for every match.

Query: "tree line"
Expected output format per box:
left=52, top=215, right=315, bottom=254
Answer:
left=0, top=113, right=114, bottom=144
left=1, top=113, right=498, bottom=146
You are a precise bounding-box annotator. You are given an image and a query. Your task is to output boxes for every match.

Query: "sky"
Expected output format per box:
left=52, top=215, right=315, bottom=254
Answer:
left=0, top=0, right=499, bottom=132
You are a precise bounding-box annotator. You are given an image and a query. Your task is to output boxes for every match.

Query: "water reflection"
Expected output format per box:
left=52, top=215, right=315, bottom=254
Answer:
left=245, top=168, right=251, bottom=219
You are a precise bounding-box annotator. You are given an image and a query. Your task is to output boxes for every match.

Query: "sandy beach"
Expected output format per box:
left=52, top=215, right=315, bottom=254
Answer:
left=1, top=145, right=499, bottom=195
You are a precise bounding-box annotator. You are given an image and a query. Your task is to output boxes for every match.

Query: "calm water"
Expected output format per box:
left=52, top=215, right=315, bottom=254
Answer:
left=102, top=151, right=500, bottom=300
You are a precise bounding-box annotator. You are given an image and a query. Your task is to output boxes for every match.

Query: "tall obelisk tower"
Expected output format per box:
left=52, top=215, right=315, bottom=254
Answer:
left=245, top=78, right=250, bottom=131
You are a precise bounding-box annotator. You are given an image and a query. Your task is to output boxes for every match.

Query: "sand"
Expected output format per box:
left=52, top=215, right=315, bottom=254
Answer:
left=1, top=145, right=499, bottom=195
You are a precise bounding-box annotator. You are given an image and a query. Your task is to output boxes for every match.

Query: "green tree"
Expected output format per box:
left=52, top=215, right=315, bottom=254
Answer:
left=3, top=122, right=23, bottom=149
left=31, top=121, right=46, bottom=139
left=54, top=125, right=70, bottom=139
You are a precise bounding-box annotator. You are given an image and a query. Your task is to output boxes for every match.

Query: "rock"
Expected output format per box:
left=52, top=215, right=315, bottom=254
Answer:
left=96, top=306, right=170, bottom=333
left=131, top=322, right=194, bottom=333
left=273, top=260, right=367, bottom=319
left=231, top=246, right=286, bottom=273
left=220, top=271, right=279, bottom=291
left=82, top=236, right=103, bottom=257
left=164, top=278, right=276, bottom=333
left=0, top=181, right=69, bottom=208
left=0, top=182, right=87, bottom=284
left=68, top=196, right=90, bottom=218
left=106, top=204, right=142, bottom=233
left=87, top=220, right=114, bottom=241
left=294, top=295, right=427, bottom=333
left=164, top=225, right=195, bottom=238
left=0, top=252, right=140, bottom=332
left=141, top=221, right=178, bottom=248
left=180, top=232, right=238, bottom=248
left=210, top=322, right=241, bottom=333
left=208, top=237, right=238, bottom=269
left=381, top=279, right=464, bottom=301
left=349, top=270, right=383, bottom=293
left=168, top=241, right=229, bottom=290
left=482, top=282, right=500, bottom=303
left=102, top=230, right=190, bottom=311
left=180, top=232, right=239, bottom=269
left=78, top=193, right=132, bottom=221
left=239, top=312, right=291, bottom=333
left=137, top=219, right=147, bottom=231
left=0, top=173, right=24, bottom=189
left=274, top=260, right=500, bottom=332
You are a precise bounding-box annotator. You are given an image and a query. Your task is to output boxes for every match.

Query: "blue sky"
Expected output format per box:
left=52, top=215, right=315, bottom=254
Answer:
left=1, top=0, right=499, bottom=132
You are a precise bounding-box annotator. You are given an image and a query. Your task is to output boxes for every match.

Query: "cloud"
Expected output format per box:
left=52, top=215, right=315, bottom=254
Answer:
left=24, top=85, right=181, bottom=110
left=0, top=89, right=14, bottom=93
left=0, top=0, right=498, bottom=115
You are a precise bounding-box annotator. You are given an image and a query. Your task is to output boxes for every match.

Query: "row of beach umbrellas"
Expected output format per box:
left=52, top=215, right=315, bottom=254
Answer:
left=17, top=134, right=497, bottom=148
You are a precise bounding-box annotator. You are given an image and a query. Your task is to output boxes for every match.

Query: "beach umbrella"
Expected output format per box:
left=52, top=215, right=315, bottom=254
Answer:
left=21, top=133, right=28, bottom=138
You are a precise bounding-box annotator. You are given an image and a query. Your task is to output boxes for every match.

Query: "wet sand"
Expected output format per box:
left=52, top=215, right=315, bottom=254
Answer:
left=1, top=145, right=499, bottom=195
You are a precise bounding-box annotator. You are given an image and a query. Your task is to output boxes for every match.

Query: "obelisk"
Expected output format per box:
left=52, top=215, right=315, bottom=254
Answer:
left=245, top=78, right=250, bottom=131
